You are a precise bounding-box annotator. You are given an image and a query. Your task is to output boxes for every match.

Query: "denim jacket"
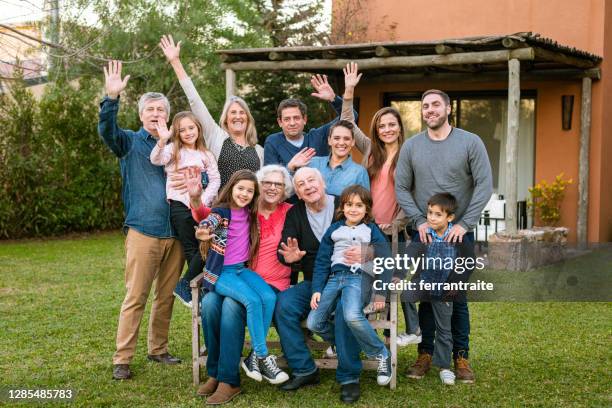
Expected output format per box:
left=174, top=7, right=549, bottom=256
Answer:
left=98, top=97, right=173, bottom=238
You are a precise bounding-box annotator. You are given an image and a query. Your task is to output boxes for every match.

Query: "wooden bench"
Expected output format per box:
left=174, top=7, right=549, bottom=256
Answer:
left=189, top=218, right=408, bottom=390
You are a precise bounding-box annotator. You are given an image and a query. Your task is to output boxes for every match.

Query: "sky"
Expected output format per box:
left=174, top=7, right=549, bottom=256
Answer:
left=1, top=0, right=333, bottom=26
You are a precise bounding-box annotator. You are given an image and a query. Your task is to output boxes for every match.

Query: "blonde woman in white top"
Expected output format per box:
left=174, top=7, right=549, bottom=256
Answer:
left=160, top=34, right=263, bottom=188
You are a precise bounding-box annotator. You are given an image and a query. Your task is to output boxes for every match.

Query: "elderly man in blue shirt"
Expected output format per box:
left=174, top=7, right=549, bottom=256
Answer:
left=98, top=60, right=184, bottom=381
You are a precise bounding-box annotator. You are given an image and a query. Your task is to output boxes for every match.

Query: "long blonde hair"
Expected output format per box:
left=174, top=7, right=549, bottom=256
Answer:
left=170, top=111, right=207, bottom=171
left=219, top=96, right=258, bottom=146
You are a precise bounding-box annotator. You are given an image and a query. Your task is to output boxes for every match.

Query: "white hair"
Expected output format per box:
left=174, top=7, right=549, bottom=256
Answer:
left=256, top=164, right=294, bottom=199
left=138, top=92, right=170, bottom=117
left=293, top=167, right=325, bottom=191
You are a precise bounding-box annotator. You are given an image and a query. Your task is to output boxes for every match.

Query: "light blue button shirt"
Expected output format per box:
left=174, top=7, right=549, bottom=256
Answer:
left=308, top=155, right=370, bottom=197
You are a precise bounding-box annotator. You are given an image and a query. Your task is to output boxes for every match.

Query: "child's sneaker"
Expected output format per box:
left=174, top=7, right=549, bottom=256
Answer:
left=173, top=278, right=192, bottom=308
left=325, top=345, right=337, bottom=359
left=258, top=355, right=289, bottom=384
left=376, top=353, right=392, bottom=386
left=439, top=368, right=456, bottom=385
left=397, top=332, right=422, bottom=346
left=241, top=349, right=261, bottom=381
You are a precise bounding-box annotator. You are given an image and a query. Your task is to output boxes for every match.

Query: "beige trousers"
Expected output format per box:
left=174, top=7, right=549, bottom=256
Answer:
left=112, top=228, right=184, bottom=364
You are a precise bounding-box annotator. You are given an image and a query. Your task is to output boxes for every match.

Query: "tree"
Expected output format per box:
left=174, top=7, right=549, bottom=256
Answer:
left=219, top=0, right=335, bottom=139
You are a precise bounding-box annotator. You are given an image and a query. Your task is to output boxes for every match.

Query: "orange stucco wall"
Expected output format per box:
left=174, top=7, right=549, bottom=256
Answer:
left=333, top=0, right=611, bottom=242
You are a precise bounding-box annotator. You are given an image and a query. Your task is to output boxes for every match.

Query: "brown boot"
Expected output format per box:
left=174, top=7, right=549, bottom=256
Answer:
left=407, top=352, right=432, bottom=379
left=206, top=382, right=241, bottom=405
left=454, top=356, right=475, bottom=384
left=197, top=378, right=219, bottom=397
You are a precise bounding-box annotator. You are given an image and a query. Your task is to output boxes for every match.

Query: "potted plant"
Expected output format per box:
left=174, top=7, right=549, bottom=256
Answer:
left=488, top=173, right=572, bottom=271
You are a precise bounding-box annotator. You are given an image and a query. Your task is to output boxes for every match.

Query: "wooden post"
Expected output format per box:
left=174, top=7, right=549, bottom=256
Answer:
left=225, top=68, right=236, bottom=99
left=505, top=58, right=521, bottom=234
left=577, top=77, right=592, bottom=248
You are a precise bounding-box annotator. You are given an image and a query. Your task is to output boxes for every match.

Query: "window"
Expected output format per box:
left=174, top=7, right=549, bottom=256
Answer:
left=385, top=91, right=536, bottom=202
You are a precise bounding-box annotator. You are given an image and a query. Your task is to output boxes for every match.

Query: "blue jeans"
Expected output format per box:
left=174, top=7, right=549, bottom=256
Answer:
left=307, top=268, right=388, bottom=360
left=410, top=230, right=473, bottom=358
left=200, top=292, right=245, bottom=386
left=274, top=281, right=363, bottom=384
left=214, top=263, right=276, bottom=357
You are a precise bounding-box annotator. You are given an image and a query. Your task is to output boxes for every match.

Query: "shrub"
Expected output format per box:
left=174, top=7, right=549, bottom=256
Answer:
left=527, top=173, right=573, bottom=226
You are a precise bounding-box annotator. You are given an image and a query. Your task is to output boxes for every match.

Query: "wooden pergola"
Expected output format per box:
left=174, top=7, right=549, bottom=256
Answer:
left=217, top=33, right=601, bottom=246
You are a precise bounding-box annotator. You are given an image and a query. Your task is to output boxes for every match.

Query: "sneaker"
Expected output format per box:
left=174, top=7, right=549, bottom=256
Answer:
left=397, top=332, right=422, bottom=346
left=376, top=353, right=392, bottom=386
left=454, top=356, right=475, bottom=384
left=325, top=346, right=336, bottom=359
left=439, top=368, right=456, bottom=385
left=173, top=278, right=192, bottom=308
left=241, top=350, right=262, bottom=382
left=258, top=355, right=289, bottom=385
left=407, top=352, right=432, bottom=379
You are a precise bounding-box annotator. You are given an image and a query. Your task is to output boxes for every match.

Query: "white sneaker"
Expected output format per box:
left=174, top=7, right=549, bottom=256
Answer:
left=439, top=368, right=456, bottom=385
left=325, top=346, right=337, bottom=358
left=397, top=332, right=422, bottom=346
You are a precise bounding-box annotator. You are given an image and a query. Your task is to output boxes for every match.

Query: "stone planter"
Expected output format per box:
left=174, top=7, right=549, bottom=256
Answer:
left=487, top=227, right=568, bottom=271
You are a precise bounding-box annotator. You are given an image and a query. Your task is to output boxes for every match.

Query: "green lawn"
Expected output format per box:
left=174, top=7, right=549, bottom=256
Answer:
left=0, top=231, right=610, bottom=407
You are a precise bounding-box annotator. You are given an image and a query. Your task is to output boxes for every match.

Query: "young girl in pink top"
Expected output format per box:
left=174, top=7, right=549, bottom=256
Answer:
left=150, top=111, right=220, bottom=307
left=198, top=170, right=289, bottom=385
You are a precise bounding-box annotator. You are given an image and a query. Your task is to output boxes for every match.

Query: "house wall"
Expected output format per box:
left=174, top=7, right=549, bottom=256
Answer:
left=333, top=0, right=610, bottom=242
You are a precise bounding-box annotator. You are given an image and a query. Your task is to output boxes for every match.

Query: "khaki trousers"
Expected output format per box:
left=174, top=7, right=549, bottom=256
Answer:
left=113, top=228, right=184, bottom=364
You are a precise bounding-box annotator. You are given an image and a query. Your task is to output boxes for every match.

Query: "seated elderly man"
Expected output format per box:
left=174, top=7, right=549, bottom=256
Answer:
left=275, top=167, right=376, bottom=404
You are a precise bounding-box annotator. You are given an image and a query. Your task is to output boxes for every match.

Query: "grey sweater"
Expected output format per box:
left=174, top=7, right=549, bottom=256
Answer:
left=395, top=128, right=493, bottom=231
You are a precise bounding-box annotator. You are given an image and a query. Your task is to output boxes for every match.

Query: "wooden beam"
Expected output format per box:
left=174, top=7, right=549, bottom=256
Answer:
left=435, top=44, right=464, bottom=54
left=577, top=77, right=592, bottom=248
left=532, top=47, right=596, bottom=69
left=375, top=45, right=394, bottom=57
left=363, top=68, right=601, bottom=84
left=225, top=68, right=236, bottom=99
left=501, top=38, right=523, bottom=49
left=505, top=58, right=521, bottom=234
left=219, top=54, right=239, bottom=63
left=221, top=48, right=535, bottom=71
left=268, top=51, right=295, bottom=61
left=322, top=50, right=337, bottom=59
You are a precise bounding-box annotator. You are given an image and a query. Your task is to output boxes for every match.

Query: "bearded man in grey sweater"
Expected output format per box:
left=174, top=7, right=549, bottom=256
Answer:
left=395, top=89, right=493, bottom=384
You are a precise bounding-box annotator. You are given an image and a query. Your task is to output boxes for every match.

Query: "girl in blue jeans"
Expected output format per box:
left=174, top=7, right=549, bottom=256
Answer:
left=306, top=185, right=393, bottom=386
left=198, top=170, right=288, bottom=385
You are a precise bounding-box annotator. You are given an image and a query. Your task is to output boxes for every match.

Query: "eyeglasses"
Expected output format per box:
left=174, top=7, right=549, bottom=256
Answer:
left=262, top=181, right=284, bottom=189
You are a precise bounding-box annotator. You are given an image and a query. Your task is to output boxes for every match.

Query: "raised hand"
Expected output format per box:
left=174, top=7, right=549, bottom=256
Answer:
left=278, top=237, right=306, bottom=263
left=103, top=60, right=130, bottom=99
left=310, top=74, right=335, bottom=102
left=287, top=147, right=316, bottom=172
left=159, top=34, right=182, bottom=62
left=343, top=62, right=362, bottom=91
left=154, top=120, right=173, bottom=143
left=185, top=167, right=203, bottom=199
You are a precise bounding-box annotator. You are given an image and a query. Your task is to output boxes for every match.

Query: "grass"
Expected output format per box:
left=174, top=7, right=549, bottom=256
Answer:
left=0, top=231, right=610, bottom=407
